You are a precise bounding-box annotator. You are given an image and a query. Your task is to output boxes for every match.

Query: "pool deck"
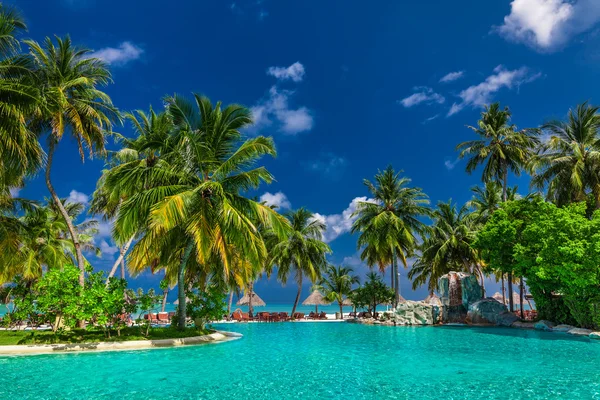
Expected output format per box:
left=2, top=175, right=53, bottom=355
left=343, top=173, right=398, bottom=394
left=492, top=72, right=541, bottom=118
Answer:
left=0, top=330, right=242, bottom=356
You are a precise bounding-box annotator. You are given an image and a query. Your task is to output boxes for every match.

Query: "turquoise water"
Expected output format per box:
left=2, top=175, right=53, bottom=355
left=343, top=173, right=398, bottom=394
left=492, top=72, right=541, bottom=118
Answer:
left=1, top=323, right=600, bottom=399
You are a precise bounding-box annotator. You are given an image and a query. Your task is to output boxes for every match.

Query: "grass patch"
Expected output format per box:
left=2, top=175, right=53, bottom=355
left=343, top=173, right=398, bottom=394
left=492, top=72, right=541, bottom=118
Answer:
left=0, top=326, right=213, bottom=346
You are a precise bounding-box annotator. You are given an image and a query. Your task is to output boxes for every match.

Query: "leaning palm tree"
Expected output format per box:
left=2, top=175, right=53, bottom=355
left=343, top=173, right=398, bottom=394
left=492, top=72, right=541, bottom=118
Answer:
left=268, top=208, right=331, bottom=318
left=457, top=103, right=537, bottom=311
left=315, top=265, right=359, bottom=319
left=25, top=36, right=119, bottom=286
left=118, top=95, right=290, bottom=329
left=409, top=201, right=480, bottom=294
left=351, top=166, right=430, bottom=307
left=0, top=4, right=43, bottom=190
left=531, top=102, right=600, bottom=208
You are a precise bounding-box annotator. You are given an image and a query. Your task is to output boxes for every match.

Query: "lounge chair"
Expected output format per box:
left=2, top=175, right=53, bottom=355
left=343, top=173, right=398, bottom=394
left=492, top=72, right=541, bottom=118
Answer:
left=318, top=312, right=327, bottom=320
left=279, top=312, right=290, bottom=321
left=157, top=312, right=169, bottom=323
left=257, top=312, right=270, bottom=322
left=231, top=310, right=244, bottom=322
left=270, top=312, right=280, bottom=322
left=241, top=312, right=250, bottom=321
left=307, top=312, right=316, bottom=320
left=168, top=312, right=176, bottom=320
left=293, top=312, right=305, bottom=320
left=357, top=312, right=365, bottom=318
left=373, top=312, right=380, bottom=320
left=364, top=312, right=373, bottom=319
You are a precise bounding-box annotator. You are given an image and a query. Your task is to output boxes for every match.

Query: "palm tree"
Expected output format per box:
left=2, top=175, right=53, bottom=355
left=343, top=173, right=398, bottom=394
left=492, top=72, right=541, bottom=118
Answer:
left=268, top=208, right=331, bottom=318
left=409, top=201, right=480, bottom=294
left=315, top=265, right=359, bottom=319
left=90, top=108, right=173, bottom=285
left=457, top=103, right=537, bottom=311
left=0, top=4, right=43, bottom=190
left=351, top=166, right=430, bottom=307
left=0, top=199, right=98, bottom=284
left=118, top=95, right=290, bottom=329
left=25, top=36, right=119, bottom=286
left=531, top=102, right=600, bottom=208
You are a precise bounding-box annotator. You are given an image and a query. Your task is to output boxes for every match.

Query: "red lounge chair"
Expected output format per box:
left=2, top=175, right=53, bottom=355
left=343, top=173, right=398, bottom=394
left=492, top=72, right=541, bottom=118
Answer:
left=293, top=312, right=304, bottom=320
left=168, top=312, right=176, bottom=319
left=232, top=310, right=244, bottom=322
left=270, top=312, right=280, bottom=322
left=157, top=312, right=169, bottom=323
left=257, top=312, right=270, bottom=322
left=318, top=312, right=327, bottom=320
left=279, top=312, right=290, bottom=321
left=307, top=312, right=316, bottom=320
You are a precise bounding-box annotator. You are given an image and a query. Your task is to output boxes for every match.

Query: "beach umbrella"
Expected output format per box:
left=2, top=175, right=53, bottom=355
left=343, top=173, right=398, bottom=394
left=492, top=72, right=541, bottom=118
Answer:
left=491, top=292, right=529, bottom=310
left=173, top=297, right=190, bottom=305
left=302, top=290, right=330, bottom=313
left=236, top=291, right=266, bottom=307
left=492, top=292, right=504, bottom=303
left=422, top=293, right=441, bottom=306
left=342, top=297, right=353, bottom=307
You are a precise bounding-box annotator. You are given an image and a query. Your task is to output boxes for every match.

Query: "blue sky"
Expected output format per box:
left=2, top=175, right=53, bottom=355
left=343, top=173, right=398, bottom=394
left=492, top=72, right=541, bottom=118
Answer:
left=10, top=0, right=600, bottom=302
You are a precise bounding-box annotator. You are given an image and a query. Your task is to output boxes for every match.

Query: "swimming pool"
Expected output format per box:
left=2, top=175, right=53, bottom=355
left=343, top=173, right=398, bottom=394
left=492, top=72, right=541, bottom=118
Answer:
left=1, top=323, right=599, bottom=399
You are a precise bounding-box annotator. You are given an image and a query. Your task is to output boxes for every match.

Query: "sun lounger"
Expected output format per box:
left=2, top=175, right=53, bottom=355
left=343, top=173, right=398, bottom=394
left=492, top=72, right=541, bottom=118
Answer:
left=232, top=310, right=244, bottom=322
left=349, top=312, right=357, bottom=318
left=293, top=312, right=305, bottom=320
left=270, top=312, right=280, bottom=322
left=318, top=312, right=327, bottom=320
left=364, top=312, right=373, bottom=319
left=157, top=312, right=169, bottom=323
left=279, top=312, right=290, bottom=321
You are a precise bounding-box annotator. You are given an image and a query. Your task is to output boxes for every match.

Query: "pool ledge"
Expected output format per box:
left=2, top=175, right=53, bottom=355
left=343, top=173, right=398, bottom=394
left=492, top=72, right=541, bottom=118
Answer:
left=0, top=330, right=242, bottom=356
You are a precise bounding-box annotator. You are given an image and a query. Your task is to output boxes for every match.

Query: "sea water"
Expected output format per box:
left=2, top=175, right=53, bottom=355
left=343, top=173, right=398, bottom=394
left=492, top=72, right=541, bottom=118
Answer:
left=1, top=323, right=599, bottom=399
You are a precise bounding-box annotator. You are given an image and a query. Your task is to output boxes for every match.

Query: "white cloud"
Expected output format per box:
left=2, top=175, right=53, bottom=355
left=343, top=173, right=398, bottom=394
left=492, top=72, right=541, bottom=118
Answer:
left=89, top=42, right=143, bottom=66
left=423, top=114, right=439, bottom=124
left=67, top=190, right=89, bottom=205
left=99, top=240, right=119, bottom=258
left=259, top=191, right=291, bottom=210
left=440, top=71, right=465, bottom=83
left=399, top=87, right=445, bottom=108
left=313, top=197, right=376, bottom=243
left=251, top=86, right=313, bottom=135
left=447, top=65, right=541, bottom=116
left=9, top=187, right=19, bottom=197
left=267, top=62, right=305, bottom=82
left=496, top=0, right=600, bottom=51
left=444, top=158, right=459, bottom=170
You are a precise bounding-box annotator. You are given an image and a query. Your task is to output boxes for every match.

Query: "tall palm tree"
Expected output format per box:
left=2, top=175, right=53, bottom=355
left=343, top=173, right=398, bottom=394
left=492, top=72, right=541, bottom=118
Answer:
left=351, top=166, right=430, bottom=307
left=315, top=265, right=359, bottom=319
left=531, top=102, right=600, bottom=208
left=268, top=208, right=331, bottom=318
left=457, top=103, right=537, bottom=311
left=90, top=108, right=173, bottom=285
left=0, top=4, right=43, bottom=190
left=409, top=201, right=480, bottom=294
left=118, top=95, right=289, bottom=329
left=25, top=36, right=119, bottom=286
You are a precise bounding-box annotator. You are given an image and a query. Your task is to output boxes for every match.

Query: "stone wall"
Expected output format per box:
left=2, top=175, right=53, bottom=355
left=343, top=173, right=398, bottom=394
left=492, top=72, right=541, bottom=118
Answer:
left=393, top=301, right=439, bottom=325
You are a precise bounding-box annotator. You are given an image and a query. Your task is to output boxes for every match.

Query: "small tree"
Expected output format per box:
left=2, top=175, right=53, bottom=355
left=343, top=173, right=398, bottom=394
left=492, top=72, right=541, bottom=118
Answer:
left=185, top=286, right=227, bottom=330
left=135, top=288, right=162, bottom=337
left=315, top=265, right=359, bottom=319
left=350, top=273, right=394, bottom=314
left=36, top=265, right=83, bottom=332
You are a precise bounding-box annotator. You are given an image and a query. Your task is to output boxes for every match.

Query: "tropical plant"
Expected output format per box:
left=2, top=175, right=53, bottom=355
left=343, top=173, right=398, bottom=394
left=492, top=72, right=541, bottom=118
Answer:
left=268, top=208, right=331, bottom=318
left=315, top=265, right=359, bottom=319
left=117, top=94, right=289, bottom=330
left=351, top=166, right=430, bottom=306
left=0, top=3, right=43, bottom=190
left=409, top=200, right=480, bottom=294
left=531, top=102, right=600, bottom=208
left=25, top=36, right=119, bottom=286
left=349, top=272, right=394, bottom=314
left=457, top=102, right=538, bottom=311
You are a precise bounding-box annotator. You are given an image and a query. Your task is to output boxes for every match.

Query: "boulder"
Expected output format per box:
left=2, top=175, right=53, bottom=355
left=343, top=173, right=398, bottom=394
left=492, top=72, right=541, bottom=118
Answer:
left=567, top=328, right=593, bottom=336
left=511, top=321, right=535, bottom=329
left=534, top=320, right=555, bottom=331
left=466, top=298, right=509, bottom=325
left=553, top=324, right=575, bottom=332
left=497, top=312, right=520, bottom=327
left=438, top=272, right=483, bottom=323
left=589, top=332, right=600, bottom=340
left=394, top=301, right=434, bottom=325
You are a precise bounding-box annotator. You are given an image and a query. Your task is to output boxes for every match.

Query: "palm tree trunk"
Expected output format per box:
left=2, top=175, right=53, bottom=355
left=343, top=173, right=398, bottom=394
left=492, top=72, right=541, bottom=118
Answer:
left=227, top=291, right=233, bottom=320
left=161, top=287, right=168, bottom=313
left=120, top=258, right=125, bottom=279
left=248, top=282, right=254, bottom=317
left=105, top=235, right=135, bottom=286
left=390, top=266, right=395, bottom=291
left=45, top=141, right=85, bottom=286
left=177, top=241, right=194, bottom=330
left=507, top=274, right=514, bottom=312
left=501, top=166, right=515, bottom=312
left=291, top=284, right=302, bottom=318
left=519, top=277, right=525, bottom=319
left=339, top=301, right=343, bottom=319
left=501, top=274, right=506, bottom=305
left=393, top=251, right=400, bottom=308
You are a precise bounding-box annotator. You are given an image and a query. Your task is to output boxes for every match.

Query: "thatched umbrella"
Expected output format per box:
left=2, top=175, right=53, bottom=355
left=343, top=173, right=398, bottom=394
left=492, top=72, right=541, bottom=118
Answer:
left=342, top=297, right=353, bottom=307
left=302, top=290, right=330, bottom=313
left=492, top=292, right=504, bottom=303
left=236, top=291, right=266, bottom=315
left=422, top=293, right=441, bottom=306
left=173, top=297, right=190, bottom=305
left=491, top=292, right=530, bottom=310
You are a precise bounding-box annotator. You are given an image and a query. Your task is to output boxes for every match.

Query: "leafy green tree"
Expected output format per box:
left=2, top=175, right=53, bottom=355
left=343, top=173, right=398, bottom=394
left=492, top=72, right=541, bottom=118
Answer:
left=36, top=264, right=83, bottom=332
left=351, top=166, right=430, bottom=307
left=531, top=102, right=600, bottom=208
left=134, top=288, right=162, bottom=337
left=457, top=103, right=538, bottom=311
left=409, top=201, right=480, bottom=294
left=268, top=208, right=330, bottom=318
left=185, top=285, right=227, bottom=329
left=25, top=36, right=119, bottom=286
left=475, top=197, right=600, bottom=328
left=315, top=265, right=359, bottom=319
left=349, top=272, right=394, bottom=314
